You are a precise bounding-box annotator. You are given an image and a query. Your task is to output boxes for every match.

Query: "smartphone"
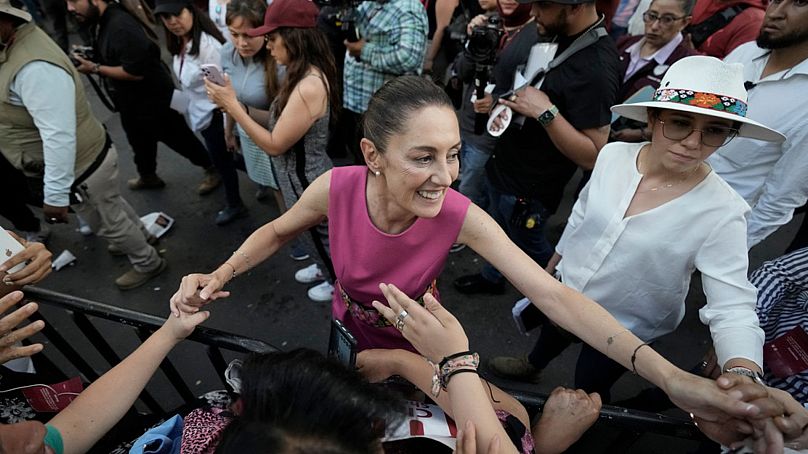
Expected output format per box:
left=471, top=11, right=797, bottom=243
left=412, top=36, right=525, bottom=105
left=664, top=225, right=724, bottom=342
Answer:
left=200, top=63, right=226, bottom=86
left=328, top=319, right=358, bottom=368
left=0, top=229, right=26, bottom=274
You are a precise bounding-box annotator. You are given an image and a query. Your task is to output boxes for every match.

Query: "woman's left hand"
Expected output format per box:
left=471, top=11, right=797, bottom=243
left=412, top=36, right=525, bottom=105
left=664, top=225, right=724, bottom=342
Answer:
left=665, top=370, right=785, bottom=453
left=204, top=76, right=239, bottom=114
left=372, top=283, right=469, bottom=363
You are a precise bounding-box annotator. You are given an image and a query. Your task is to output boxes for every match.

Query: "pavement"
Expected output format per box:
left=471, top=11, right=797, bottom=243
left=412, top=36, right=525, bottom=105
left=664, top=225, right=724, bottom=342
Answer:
left=7, top=62, right=804, bottom=453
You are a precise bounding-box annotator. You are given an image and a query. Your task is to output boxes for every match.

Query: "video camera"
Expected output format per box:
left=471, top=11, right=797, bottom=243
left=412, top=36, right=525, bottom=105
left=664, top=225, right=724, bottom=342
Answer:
left=464, top=15, right=502, bottom=134
left=69, top=45, right=95, bottom=67
left=316, top=0, right=373, bottom=43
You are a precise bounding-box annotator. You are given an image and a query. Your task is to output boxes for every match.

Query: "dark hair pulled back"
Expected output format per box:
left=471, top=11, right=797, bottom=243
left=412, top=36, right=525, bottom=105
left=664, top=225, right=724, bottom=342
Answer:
left=215, top=349, right=402, bottom=454
left=362, top=76, right=454, bottom=152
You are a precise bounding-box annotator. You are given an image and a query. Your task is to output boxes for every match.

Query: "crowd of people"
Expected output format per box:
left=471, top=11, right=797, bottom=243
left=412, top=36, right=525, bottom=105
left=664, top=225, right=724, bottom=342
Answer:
left=1, top=0, right=808, bottom=450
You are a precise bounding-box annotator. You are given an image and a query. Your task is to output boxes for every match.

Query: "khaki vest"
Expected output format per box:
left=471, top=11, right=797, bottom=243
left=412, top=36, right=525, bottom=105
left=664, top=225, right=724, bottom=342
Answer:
left=0, top=23, right=106, bottom=178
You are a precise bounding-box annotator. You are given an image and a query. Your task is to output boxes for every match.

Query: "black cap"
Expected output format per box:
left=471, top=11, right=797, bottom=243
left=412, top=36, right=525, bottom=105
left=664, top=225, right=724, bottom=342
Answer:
left=153, top=0, right=191, bottom=15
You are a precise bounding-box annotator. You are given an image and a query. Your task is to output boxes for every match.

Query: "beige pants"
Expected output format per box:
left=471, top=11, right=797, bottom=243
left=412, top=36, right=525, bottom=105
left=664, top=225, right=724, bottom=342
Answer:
left=73, top=145, right=161, bottom=272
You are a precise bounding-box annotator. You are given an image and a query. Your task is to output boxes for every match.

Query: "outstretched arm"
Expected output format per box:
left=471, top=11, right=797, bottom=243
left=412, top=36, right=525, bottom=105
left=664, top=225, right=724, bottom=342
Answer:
left=357, top=348, right=529, bottom=428
left=458, top=204, right=777, bottom=446
left=170, top=171, right=331, bottom=315
left=373, top=286, right=521, bottom=454
left=49, top=310, right=210, bottom=454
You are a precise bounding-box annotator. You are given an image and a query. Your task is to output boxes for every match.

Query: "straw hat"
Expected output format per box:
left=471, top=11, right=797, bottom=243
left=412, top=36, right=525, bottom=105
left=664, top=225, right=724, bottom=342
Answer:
left=611, top=56, right=785, bottom=143
left=0, top=0, right=31, bottom=23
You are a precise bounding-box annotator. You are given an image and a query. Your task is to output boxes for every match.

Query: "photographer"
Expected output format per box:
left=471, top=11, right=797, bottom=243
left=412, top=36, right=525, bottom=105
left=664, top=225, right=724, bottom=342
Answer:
left=454, top=0, right=620, bottom=298
left=0, top=6, right=164, bottom=290
left=453, top=0, right=536, bottom=208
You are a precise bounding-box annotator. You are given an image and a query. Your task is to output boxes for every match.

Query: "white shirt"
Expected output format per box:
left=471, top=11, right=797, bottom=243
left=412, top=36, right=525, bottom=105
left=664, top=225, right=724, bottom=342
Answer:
left=708, top=42, right=808, bottom=248
left=556, top=142, right=763, bottom=367
left=172, top=32, right=223, bottom=132
left=9, top=61, right=77, bottom=207
left=623, top=33, right=683, bottom=82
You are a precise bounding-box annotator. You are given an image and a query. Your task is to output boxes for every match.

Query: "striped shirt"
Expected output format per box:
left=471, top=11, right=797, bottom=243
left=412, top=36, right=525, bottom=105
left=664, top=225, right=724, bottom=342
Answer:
left=754, top=247, right=808, bottom=403
left=343, top=0, right=428, bottom=113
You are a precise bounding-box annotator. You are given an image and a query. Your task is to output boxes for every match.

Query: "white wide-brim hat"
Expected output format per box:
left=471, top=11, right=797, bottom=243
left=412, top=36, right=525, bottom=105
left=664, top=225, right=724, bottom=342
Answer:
left=0, top=0, right=32, bottom=23
left=611, top=55, right=785, bottom=143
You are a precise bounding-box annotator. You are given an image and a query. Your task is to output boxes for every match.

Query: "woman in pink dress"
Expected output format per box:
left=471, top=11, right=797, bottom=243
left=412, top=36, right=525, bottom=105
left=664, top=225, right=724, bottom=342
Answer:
left=170, top=76, right=782, bottom=451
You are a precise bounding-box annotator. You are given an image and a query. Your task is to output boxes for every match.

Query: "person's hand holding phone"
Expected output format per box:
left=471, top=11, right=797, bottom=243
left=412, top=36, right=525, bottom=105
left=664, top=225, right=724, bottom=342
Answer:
left=204, top=75, right=240, bottom=115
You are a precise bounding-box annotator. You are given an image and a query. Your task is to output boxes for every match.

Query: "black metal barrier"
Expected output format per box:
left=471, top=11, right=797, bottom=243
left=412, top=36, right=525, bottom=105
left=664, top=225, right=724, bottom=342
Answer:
left=23, top=286, right=276, bottom=416
left=23, top=286, right=704, bottom=446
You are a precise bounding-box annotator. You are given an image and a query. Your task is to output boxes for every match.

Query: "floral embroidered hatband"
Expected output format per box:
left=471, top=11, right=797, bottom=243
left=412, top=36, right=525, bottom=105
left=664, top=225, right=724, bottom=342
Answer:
left=653, top=89, right=748, bottom=117
left=337, top=280, right=438, bottom=328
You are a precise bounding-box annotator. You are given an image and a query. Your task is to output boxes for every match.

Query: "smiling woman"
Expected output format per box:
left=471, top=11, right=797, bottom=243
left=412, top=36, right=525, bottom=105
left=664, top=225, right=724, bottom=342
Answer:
left=172, top=74, right=791, bottom=453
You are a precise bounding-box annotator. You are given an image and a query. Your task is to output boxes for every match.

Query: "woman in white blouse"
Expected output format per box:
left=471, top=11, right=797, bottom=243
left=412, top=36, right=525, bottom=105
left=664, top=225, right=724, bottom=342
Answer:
left=154, top=0, right=247, bottom=226
left=489, top=56, right=786, bottom=403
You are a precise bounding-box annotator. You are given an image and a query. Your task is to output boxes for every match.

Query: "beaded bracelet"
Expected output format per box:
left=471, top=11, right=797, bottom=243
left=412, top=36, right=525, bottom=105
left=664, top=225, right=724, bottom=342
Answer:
left=426, top=352, right=481, bottom=398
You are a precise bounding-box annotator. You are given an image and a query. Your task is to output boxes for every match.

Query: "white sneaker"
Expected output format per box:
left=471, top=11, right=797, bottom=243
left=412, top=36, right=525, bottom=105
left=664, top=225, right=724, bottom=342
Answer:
left=295, top=263, right=324, bottom=284
left=308, top=281, right=334, bottom=302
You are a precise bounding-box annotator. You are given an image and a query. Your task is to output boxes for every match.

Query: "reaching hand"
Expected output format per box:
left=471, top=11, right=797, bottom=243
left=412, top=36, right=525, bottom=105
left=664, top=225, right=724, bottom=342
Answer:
left=160, top=307, right=211, bottom=341
left=665, top=371, right=786, bottom=453
left=356, top=349, right=401, bottom=383
left=0, top=291, right=45, bottom=364
left=0, top=233, right=52, bottom=286
left=169, top=272, right=230, bottom=317
left=372, top=283, right=468, bottom=363
left=532, top=387, right=601, bottom=454
left=768, top=387, right=808, bottom=451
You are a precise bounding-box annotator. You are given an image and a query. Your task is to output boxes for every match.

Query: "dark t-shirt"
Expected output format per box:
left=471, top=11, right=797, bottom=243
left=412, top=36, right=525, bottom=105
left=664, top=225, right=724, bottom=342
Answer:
left=486, top=24, right=620, bottom=213
left=95, top=3, right=174, bottom=112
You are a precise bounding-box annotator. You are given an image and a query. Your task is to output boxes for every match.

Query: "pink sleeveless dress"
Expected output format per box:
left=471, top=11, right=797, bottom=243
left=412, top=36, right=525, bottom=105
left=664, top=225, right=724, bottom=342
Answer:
left=328, top=166, right=471, bottom=352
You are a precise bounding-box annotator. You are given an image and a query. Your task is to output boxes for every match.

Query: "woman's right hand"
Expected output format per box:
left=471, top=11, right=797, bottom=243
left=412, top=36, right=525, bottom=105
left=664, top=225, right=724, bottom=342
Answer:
left=169, top=272, right=230, bottom=317
left=373, top=283, right=469, bottom=363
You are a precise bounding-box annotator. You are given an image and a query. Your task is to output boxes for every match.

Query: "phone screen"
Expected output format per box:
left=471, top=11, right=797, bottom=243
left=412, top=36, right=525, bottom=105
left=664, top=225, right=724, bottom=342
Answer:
left=328, top=319, right=357, bottom=368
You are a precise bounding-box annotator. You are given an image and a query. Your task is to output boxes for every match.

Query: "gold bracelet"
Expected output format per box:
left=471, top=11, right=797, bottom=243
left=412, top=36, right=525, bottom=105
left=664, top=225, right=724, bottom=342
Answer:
left=222, top=262, right=237, bottom=281
left=233, top=250, right=252, bottom=270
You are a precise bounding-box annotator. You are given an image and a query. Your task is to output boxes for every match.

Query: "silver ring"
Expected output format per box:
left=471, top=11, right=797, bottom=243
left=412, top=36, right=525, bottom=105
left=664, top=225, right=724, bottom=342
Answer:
left=397, top=310, right=409, bottom=322
left=700, top=361, right=708, bottom=369
left=395, top=318, right=406, bottom=331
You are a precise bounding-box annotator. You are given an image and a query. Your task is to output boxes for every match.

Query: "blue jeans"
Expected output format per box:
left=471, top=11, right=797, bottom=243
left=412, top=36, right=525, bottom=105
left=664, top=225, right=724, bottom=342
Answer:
left=480, top=181, right=554, bottom=283
left=458, top=142, right=491, bottom=210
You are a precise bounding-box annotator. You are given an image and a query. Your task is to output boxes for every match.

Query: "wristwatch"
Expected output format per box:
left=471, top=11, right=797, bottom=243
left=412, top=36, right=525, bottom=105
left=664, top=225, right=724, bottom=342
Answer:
left=724, top=366, right=767, bottom=386
left=537, top=105, right=559, bottom=127
left=92, top=63, right=100, bottom=74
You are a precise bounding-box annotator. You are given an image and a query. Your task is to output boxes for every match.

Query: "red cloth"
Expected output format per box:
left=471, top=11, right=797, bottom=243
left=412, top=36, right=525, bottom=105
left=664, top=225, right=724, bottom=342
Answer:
left=691, top=0, right=766, bottom=58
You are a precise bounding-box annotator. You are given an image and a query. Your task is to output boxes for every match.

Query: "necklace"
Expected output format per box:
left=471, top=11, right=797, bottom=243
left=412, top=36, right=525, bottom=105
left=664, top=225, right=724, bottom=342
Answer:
left=636, top=148, right=701, bottom=194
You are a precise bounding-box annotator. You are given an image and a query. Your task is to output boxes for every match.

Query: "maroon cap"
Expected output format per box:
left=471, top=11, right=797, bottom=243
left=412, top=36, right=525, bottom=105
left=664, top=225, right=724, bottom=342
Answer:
left=246, top=0, right=320, bottom=36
